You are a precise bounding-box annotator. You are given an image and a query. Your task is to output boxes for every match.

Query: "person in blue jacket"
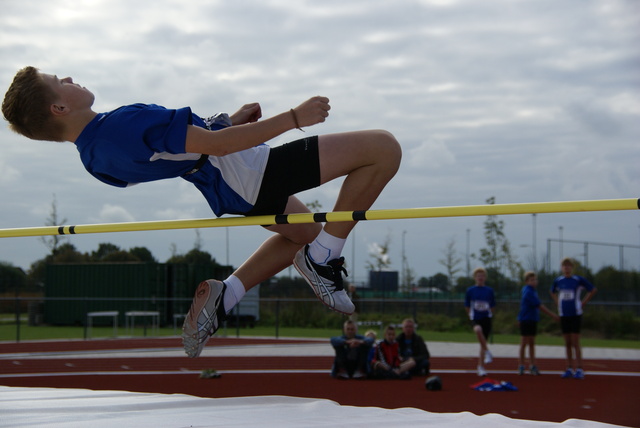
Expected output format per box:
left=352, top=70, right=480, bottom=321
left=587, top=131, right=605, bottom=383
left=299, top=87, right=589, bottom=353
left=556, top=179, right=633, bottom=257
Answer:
left=517, top=271, right=559, bottom=375
left=465, top=267, right=496, bottom=377
left=550, top=258, right=597, bottom=379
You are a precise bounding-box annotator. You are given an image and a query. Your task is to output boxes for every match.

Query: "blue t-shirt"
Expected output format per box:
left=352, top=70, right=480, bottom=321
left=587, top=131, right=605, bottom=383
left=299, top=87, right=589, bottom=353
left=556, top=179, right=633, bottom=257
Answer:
left=551, top=275, right=594, bottom=317
left=465, top=285, right=495, bottom=321
left=75, top=104, right=270, bottom=216
left=518, top=285, right=541, bottom=322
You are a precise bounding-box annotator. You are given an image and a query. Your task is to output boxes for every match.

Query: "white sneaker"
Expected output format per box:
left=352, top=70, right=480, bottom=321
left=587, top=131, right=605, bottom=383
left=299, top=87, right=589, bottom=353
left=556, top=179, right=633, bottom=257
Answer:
left=477, top=366, right=488, bottom=377
left=181, top=280, right=227, bottom=358
left=293, top=245, right=355, bottom=315
left=484, top=349, right=493, bottom=364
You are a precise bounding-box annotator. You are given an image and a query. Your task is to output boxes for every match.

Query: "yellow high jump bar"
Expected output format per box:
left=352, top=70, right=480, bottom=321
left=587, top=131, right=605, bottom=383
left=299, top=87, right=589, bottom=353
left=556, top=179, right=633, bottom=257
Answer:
left=0, top=198, right=637, bottom=239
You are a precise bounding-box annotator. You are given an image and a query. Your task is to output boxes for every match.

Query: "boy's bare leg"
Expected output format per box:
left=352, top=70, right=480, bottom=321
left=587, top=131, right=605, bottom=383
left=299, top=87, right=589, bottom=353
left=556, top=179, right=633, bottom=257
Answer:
left=233, top=197, right=320, bottom=289
left=528, top=337, right=536, bottom=366
left=318, top=129, right=401, bottom=238
left=563, top=333, right=574, bottom=369
left=518, top=337, right=526, bottom=367
left=573, top=333, right=583, bottom=367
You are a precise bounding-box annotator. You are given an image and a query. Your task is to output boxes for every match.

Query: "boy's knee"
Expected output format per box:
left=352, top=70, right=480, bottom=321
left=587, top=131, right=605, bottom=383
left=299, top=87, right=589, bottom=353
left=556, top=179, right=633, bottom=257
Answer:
left=378, top=130, right=402, bottom=158
left=371, top=130, right=402, bottom=173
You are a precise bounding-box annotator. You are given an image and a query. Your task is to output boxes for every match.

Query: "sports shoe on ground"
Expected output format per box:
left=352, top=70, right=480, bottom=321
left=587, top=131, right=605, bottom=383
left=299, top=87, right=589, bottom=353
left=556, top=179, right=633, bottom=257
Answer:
left=293, top=245, right=355, bottom=315
left=574, top=368, right=585, bottom=379
left=182, top=280, right=227, bottom=358
left=352, top=369, right=366, bottom=379
left=530, top=365, right=540, bottom=376
left=336, top=370, right=349, bottom=379
left=518, top=365, right=525, bottom=375
left=484, top=349, right=493, bottom=364
left=561, top=368, right=574, bottom=378
left=477, top=366, right=488, bottom=377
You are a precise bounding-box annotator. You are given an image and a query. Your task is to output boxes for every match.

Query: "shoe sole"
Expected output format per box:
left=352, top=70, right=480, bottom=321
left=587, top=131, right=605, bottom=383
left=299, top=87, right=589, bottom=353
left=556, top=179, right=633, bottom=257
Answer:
left=293, top=251, right=353, bottom=315
left=181, top=280, right=225, bottom=358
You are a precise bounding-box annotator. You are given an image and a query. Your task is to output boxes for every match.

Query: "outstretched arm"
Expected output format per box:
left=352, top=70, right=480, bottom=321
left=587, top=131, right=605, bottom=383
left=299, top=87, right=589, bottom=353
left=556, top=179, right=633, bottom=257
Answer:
left=540, top=304, right=559, bottom=321
left=185, top=96, right=330, bottom=156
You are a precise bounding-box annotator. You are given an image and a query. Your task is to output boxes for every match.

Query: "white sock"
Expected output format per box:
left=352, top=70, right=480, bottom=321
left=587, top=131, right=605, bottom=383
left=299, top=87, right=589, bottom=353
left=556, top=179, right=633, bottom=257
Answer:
left=307, top=229, right=347, bottom=265
left=223, top=275, right=246, bottom=314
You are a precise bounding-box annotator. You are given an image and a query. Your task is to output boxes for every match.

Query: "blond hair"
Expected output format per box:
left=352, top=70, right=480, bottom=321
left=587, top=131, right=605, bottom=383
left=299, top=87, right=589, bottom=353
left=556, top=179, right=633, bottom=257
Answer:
left=472, top=267, right=487, bottom=278
left=561, top=257, right=574, bottom=267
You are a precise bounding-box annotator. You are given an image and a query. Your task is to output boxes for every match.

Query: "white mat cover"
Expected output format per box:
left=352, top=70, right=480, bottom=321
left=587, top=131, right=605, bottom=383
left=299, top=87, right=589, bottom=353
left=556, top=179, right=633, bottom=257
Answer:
left=0, top=386, right=627, bottom=428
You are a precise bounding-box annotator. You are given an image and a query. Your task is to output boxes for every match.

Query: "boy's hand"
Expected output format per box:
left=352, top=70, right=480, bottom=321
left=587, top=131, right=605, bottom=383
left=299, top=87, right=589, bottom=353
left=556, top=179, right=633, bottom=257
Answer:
left=230, top=103, right=262, bottom=125
left=292, top=96, right=330, bottom=128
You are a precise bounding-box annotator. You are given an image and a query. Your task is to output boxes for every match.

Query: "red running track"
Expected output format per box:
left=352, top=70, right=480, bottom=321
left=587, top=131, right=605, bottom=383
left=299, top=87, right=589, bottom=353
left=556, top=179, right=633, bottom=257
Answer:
left=1, top=338, right=638, bottom=427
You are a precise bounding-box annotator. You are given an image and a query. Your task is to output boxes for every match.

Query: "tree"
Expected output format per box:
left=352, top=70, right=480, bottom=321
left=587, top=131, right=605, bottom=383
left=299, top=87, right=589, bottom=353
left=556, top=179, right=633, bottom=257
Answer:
left=166, top=248, right=220, bottom=266
left=129, top=247, right=157, bottom=263
left=0, top=262, right=26, bottom=294
left=40, top=194, right=67, bottom=255
left=305, top=200, right=323, bottom=212
left=90, top=243, right=122, bottom=261
left=405, top=266, right=416, bottom=292
left=475, top=197, right=522, bottom=285
left=429, top=272, right=449, bottom=291
left=439, top=237, right=462, bottom=290
left=366, top=234, right=392, bottom=272
left=194, top=230, right=203, bottom=251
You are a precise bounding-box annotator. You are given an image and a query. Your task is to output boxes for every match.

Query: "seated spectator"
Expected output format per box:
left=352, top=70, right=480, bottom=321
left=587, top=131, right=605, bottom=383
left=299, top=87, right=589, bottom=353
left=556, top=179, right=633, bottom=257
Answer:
left=330, top=320, right=374, bottom=379
left=396, top=318, right=431, bottom=376
left=371, top=325, right=415, bottom=379
left=364, top=329, right=378, bottom=377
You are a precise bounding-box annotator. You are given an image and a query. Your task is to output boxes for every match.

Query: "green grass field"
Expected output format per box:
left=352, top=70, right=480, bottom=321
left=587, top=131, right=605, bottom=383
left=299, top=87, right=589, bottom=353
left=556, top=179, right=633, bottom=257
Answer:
left=1, top=323, right=638, bottom=349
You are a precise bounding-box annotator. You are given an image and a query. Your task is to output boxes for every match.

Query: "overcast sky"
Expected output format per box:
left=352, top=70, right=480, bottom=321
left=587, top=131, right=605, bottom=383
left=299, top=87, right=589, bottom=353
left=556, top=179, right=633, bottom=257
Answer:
left=1, top=0, right=639, bottom=285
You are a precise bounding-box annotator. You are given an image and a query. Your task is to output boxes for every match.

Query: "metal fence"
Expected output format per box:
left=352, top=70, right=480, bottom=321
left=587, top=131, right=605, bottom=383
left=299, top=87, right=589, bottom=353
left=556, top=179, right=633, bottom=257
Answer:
left=1, top=295, right=638, bottom=343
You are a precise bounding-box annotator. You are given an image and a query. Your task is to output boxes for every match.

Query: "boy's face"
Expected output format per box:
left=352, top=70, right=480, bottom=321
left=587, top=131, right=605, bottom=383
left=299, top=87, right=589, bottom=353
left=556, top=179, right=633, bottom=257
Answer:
left=474, top=272, right=486, bottom=285
left=561, top=263, right=573, bottom=276
left=385, top=329, right=396, bottom=342
left=526, top=276, right=538, bottom=287
left=40, top=72, right=95, bottom=112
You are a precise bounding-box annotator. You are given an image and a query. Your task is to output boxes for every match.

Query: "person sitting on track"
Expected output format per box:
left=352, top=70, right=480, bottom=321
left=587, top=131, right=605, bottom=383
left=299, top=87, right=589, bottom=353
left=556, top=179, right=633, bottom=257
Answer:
left=371, top=324, right=415, bottom=379
left=330, top=320, right=374, bottom=379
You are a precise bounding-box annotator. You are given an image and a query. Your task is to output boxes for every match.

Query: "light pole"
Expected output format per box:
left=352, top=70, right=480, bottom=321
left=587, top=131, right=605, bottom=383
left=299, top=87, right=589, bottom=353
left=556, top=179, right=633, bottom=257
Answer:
left=402, top=230, right=407, bottom=292
left=559, top=226, right=564, bottom=260
left=466, top=228, right=470, bottom=277
left=351, top=227, right=356, bottom=286
left=225, top=227, right=229, bottom=265
left=532, top=214, right=537, bottom=272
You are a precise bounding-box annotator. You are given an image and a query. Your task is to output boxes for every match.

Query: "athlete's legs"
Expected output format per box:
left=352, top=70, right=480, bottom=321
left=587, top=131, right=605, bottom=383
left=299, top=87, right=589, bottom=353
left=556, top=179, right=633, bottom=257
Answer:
left=527, top=336, right=536, bottom=366
left=230, top=130, right=401, bottom=289
left=474, top=324, right=489, bottom=365
left=572, top=333, right=583, bottom=368
left=233, top=196, right=320, bottom=290
left=518, top=336, right=526, bottom=367
left=563, top=333, right=574, bottom=369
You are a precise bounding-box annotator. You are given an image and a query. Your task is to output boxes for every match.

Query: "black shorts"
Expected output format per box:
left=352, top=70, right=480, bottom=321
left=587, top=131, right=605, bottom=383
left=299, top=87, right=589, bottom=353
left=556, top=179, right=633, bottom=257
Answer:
left=519, top=320, right=538, bottom=337
left=560, top=315, right=582, bottom=334
left=245, top=136, right=321, bottom=216
left=472, top=318, right=492, bottom=340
